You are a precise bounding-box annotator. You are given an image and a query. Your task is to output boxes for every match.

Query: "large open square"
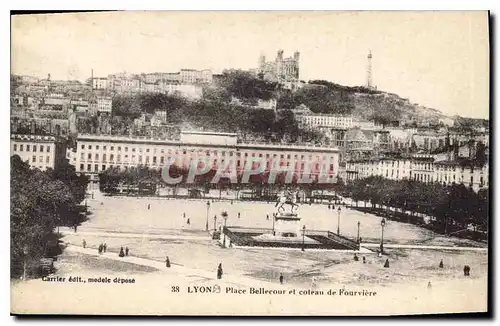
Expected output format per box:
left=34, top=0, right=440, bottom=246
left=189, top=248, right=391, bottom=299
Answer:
left=60, top=190, right=487, bottom=288
left=12, top=189, right=488, bottom=315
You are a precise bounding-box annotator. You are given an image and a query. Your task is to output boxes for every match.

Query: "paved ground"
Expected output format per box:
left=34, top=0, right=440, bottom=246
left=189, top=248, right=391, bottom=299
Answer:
left=65, top=244, right=279, bottom=288
left=11, top=189, right=488, bottom=315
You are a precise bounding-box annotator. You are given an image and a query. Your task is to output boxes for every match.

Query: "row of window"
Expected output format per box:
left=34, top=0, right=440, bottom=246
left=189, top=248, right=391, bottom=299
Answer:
left=79, top=152, right=337, bottom=170
left=13, top=144, right=51, bottom=153
left=79, top=147, right=334, bottom=162
left=79, top=162, right=336, bottom=173
left=30, top=155, right=51, bottom=164
left=79, top=154, right=335, bottom=170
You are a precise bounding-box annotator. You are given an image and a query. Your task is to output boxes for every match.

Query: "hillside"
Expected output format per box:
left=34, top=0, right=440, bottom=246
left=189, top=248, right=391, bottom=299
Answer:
left=289, top=80, right=449, bottom=125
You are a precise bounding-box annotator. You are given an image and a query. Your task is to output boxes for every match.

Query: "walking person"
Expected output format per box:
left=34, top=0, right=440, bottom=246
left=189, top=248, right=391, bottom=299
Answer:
left=103, top=243, right=107, bottom=253
left=82, top=239, right=86, bottom=249
left=238, top=212, right=241, bottom=219
left=98, top=244, right=103, bottom=255
left=148, top=204, right=151, bottom=210
left=464, top=265, right=470, bottom=276
left=125, top=247, right=129, bottom=256
left=279, top=273, right=284, bottom=284
left=353, top=254, right=359, bottom=261
left=166, top=256, right=171, bottom=268
left=439, top=260, right=444, bottom=268
left=119, top=247, right=125, bottom=257
left=74, top=225, right=78, bottom=233
left=362, top=256, right=366, bottom=264
left=217, top=263, right=223, bottom=280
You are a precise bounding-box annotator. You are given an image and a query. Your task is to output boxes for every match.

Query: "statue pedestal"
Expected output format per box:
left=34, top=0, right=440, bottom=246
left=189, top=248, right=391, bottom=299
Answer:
left=274, top=213, right=301, bottom=237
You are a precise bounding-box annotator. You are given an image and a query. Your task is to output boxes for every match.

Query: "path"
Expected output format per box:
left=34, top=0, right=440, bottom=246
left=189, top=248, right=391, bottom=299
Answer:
left=65, top=244, right=282, bottom=289
left=361, top=243, right=488, bottom=252
left=61, top=230, right=211, bottom=241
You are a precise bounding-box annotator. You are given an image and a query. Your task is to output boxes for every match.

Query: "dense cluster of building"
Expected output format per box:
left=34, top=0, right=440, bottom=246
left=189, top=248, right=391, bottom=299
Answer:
left=91, top=70, right=208, bottom=98
left=10, top=48, right=489, bottom=194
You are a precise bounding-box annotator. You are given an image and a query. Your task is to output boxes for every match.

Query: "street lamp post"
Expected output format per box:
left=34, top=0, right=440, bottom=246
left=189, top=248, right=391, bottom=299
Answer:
left=357, top=221, right=361, bottom=243
left=222, top=211, right=228, bottom=247
left=380, top=218, right=386, bottom=253
left=301, top=225, right=306, bottom=251
left=213, top=215, right=217, bottom=231
left=337, top=207, right=341, bottom=235
left=22, top=246, right=28, bottom=281
left=206, top=201, right=210, bottom=232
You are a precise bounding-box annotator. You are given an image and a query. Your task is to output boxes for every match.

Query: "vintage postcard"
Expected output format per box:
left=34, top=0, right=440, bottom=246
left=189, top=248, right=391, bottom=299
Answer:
left=10, top=11, right=489, bottom=316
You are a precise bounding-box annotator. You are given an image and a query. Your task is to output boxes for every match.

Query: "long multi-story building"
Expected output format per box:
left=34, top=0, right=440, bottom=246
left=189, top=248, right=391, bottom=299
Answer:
left=298, top=114, right=353, bottom=130
left=10, top=134, right=67, bottom=171
left=345, top=157, right=489, bottom=192
left=71, top=132, right=341, bottom=184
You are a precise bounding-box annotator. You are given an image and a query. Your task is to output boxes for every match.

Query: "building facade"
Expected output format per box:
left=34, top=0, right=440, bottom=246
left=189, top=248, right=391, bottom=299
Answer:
left=72, top=132, right=341, bottom=184
left=92, top=77, right=108, bottom=90
left=298, top=114, right=353, bottom=130
left=97, top=97, right=113, bottom=114
left=10, top=134, right=67, bottom=171
left=345, top=157, right=489, bottom=192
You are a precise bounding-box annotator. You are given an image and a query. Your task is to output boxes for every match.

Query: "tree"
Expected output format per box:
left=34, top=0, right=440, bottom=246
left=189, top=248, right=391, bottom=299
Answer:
left=11, top=155, right=80, bottom=279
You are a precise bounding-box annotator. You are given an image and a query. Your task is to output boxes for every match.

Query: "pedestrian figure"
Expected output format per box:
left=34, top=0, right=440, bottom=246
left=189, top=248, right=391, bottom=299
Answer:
left=148, top=204, right=151, bottom=210
left=266, top=214, right=269, bottom=220
left=231, top=200, right=233, bottom=205
left=311, top=276, right=316, bottom=288
left=98, top=244, right=103, bottom=255
left=439, top=260, right=444, bottom=268
left=328, top=204, right=331, bottom=209
left=238, top=212, right=241, bottom=219
left=166, top=256, right=171, bottom=268
left=384, top=259, right=390, bottom=268
left=125, top=247, right=129, bottom=256
left=103, top=243, right=107, bottom=253
left=183, top=213, right=186, bottom=219
left=119, top=247, right=125, bottom=257
left=82, top=239, right=86, bottom=249
left=427, top=281, right=432, bottom=289
left=187, top=218, right=190, bottom=225
left=217, top=263, right=223, bottom=279
left=332, top=205, right=335, bottom=210
left=353, top=254, right=359, bottom=261
left=464, top=265, right=470, bottom=276
left=363, top=256, right=366, bottom=264
left=74, top=225, right=77, bottom=233
left=101, top=202, right=103, bottom=205
left=279, top=273, right=284, bottom=284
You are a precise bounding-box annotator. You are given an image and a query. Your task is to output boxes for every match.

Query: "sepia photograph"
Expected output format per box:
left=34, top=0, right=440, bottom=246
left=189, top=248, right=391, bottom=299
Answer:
left=10, top=10, right=490, bottom=316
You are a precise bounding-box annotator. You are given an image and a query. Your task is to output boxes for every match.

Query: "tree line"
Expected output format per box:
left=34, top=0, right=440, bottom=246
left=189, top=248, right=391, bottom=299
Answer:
left=98, top=164, right=343, bottom=197
left=11, top=156, right=89, bottom=279
left=342, top=176, right=488, bottom=236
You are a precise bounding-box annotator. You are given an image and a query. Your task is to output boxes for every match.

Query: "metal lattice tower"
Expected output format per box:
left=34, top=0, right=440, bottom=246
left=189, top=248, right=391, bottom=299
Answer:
left=366, top=50, right=373, bottom=89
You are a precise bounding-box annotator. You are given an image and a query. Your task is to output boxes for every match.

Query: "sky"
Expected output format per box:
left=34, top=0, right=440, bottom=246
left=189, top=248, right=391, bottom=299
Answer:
left=11, top=11, right=490, bottom=119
